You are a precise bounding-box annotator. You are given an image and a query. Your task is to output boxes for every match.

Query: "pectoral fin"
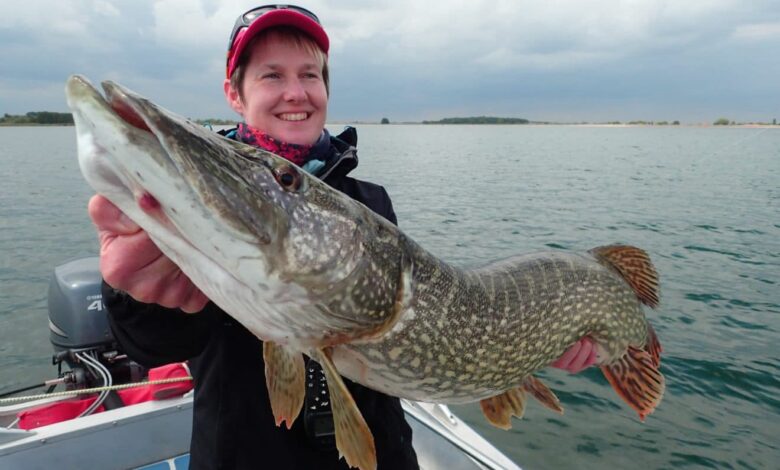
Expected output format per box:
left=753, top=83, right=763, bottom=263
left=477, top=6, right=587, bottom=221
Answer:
left=600, top=345, right=665, bottom=421
left=313, top=348, right=376, bottom=470
left=263, top=341, right=305, bottom=429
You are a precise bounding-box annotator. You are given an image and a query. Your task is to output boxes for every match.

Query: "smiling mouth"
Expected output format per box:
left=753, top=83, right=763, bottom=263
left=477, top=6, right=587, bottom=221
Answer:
left=278, top=112, right=309, bottom=122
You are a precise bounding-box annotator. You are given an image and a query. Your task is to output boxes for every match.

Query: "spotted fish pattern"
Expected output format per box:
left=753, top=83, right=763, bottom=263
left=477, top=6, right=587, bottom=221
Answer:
left=334, top=244, right=658, bottom=405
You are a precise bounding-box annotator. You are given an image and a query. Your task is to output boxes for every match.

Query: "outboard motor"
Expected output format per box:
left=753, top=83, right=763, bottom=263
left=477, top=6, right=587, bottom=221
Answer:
left=47, top=257, right=146, bottom=408
left=1, top=257, right=191, bottom=431
left=49, top=257, right=112, bottom=354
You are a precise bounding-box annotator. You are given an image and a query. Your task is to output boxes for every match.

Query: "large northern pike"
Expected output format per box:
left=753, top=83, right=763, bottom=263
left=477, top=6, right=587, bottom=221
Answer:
left=66, top=75, right=664, bottom=470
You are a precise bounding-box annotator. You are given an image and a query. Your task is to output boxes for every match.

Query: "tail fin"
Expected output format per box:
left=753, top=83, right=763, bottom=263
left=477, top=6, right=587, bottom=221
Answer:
left=600, top=345, right=664, bottom=421
left=645, top=323, right=663, bottom=367
left=591, top=245, right=664, bottom=420
left=590, top=245, right=660, bottom=308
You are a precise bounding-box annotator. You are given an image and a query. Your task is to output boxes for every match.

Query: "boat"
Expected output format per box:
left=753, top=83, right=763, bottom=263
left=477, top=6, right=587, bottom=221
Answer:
left=0, top=256, right=520, bottom=469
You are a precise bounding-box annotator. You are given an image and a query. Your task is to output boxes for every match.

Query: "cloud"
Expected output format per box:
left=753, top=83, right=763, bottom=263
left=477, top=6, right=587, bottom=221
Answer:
left=0, top=0, right=778, bottom=121
left=732, top=21, right=780, bottom=41
left=325, top=0, right=744, bottom=65
left=150, top=0, right=231, bottom=47
left=324, top=0, right=779, bottom=121
left=474, top=48, right=614, bottom=70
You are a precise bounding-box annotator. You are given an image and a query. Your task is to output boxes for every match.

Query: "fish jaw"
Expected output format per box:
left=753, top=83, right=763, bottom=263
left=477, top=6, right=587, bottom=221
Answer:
left=66, top=75, right=169, bottom=215
left=66, top=76, right=290, bottom=339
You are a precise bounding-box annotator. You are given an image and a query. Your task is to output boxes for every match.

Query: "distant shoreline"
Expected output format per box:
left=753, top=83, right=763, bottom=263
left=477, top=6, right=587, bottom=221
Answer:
left=0, top=123, right=74, bottom=127
left=2, top=122, right=776, bottom=129
left=328, top=122, right=780, bottom=129
left=546, top=123, right=778, bottom=129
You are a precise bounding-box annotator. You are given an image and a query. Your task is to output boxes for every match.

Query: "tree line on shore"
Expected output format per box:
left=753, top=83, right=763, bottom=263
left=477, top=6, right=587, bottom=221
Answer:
left=0, top=112, right=237, bottom=127
left=1, top=112, right=74, bottom=125
left=421, top=116, right=531, bottom=124
left=1, top=112, right=777, bottom=126
left=390, top=116, right=777, bottom=125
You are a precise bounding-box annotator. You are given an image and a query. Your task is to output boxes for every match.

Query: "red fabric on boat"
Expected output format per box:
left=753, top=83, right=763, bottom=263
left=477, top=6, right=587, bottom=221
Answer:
left=17, top=363, right=192, bottom=430
left=148, top=362, right=193, bottom=399
left=18, top=397, right=106, bottom=429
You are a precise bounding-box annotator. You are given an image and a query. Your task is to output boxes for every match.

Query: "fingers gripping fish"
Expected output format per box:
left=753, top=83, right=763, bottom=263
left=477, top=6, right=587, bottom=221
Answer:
left=66, top=75, right=664, bottom=470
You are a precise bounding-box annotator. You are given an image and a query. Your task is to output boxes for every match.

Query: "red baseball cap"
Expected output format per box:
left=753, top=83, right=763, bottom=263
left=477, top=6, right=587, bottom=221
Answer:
left=226, top=5, right=330, bottom=79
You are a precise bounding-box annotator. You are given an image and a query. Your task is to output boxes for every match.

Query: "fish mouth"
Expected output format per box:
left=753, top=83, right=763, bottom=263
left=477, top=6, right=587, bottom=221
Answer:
left=66, top=75, right=177, bottom=201
left=65, top=75, right=203, bottom=247
left=65, top=74, right=276, bottom=247
left=65, top=74, right=261, bottom=306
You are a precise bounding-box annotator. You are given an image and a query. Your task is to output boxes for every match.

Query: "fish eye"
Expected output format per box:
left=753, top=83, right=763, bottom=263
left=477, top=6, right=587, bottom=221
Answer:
left=273, top=165, right=302, bottom=191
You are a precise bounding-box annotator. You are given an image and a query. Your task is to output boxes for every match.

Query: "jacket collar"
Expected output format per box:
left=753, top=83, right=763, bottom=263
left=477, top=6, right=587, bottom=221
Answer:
left=218, top=125, right=359, bottom=181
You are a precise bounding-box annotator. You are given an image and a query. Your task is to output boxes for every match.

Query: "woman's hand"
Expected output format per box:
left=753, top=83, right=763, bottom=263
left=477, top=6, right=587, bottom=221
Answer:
left=550, top=337, right=598, bottom=373
left=88, top=195, right=209, bottom=313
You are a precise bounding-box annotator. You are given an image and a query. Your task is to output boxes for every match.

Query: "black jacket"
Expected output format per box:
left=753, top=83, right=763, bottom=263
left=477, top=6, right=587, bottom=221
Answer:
left=105, top=128, right=418, bottom=469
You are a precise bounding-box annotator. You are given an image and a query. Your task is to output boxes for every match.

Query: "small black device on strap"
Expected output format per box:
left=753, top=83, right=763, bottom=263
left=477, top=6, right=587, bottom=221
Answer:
left=303, top=358, right=336, bottom=450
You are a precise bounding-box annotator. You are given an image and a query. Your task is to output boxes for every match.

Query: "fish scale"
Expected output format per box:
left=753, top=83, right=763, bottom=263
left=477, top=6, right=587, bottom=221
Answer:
left=338, top=247, right=648, bottom=403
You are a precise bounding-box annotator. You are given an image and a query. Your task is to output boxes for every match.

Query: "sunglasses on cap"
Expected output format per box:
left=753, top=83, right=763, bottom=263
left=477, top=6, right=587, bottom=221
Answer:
left=226, top=4, right=321, bottom=54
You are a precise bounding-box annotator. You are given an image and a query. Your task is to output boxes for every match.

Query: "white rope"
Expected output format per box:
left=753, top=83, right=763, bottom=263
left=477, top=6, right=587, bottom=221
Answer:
left=0, top=376, right=193, bottom=405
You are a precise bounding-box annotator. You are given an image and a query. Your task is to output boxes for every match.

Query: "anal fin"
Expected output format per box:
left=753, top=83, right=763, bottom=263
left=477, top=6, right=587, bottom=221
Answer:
left=263, top=341, right=305, bottom=429
left=600, top=346, right=665, bottom=421
left=313, top=348, right=376, bottom=470
left=480, top=375, right=563, bottom=430
left=480, top=388, right=526, bottom=430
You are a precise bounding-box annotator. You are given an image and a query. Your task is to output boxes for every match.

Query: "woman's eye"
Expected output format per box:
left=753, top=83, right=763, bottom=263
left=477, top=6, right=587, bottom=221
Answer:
left=263, top=73, right=281, bottom=80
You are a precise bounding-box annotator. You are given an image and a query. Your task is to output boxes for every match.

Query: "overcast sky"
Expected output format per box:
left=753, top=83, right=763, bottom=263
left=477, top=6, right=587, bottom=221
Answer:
left=1, top=0, right=778, bottom=123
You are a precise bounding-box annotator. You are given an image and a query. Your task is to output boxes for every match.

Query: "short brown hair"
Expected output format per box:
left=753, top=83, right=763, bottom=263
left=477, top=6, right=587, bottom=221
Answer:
left=229, top=26, right=329, bottom=100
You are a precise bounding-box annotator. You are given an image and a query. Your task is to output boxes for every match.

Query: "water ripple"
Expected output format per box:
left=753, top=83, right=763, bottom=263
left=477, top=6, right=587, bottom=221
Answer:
left=4, top=126, right=779, bottom=470
left=665, top=356, right=780, bottom=411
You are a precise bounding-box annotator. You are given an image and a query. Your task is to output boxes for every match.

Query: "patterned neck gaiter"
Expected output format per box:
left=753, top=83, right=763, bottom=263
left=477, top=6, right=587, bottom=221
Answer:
left=236, top=122, right=313, bottom=166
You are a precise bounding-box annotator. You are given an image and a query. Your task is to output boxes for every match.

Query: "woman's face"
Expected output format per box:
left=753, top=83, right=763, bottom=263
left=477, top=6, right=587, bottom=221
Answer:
left=225, top=35, right=327, bottom=145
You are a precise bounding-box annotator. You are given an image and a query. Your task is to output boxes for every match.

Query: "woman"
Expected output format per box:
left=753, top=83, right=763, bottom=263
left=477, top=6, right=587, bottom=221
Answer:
left=91, top=6, right=417, bottom=469
left=88, top=5, right=594, bottom=469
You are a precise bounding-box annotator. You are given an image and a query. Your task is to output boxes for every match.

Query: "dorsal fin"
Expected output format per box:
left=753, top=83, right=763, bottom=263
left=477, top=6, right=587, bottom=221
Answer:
left=589, top=245, right=660, bottom=308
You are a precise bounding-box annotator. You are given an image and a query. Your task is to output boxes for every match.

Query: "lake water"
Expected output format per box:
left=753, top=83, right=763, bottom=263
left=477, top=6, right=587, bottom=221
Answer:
left=1, top=124, right=778, bottom=469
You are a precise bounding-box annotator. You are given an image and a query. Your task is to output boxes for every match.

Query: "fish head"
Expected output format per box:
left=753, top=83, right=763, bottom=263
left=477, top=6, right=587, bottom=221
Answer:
left=66, top=75, right=404, bottom=346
